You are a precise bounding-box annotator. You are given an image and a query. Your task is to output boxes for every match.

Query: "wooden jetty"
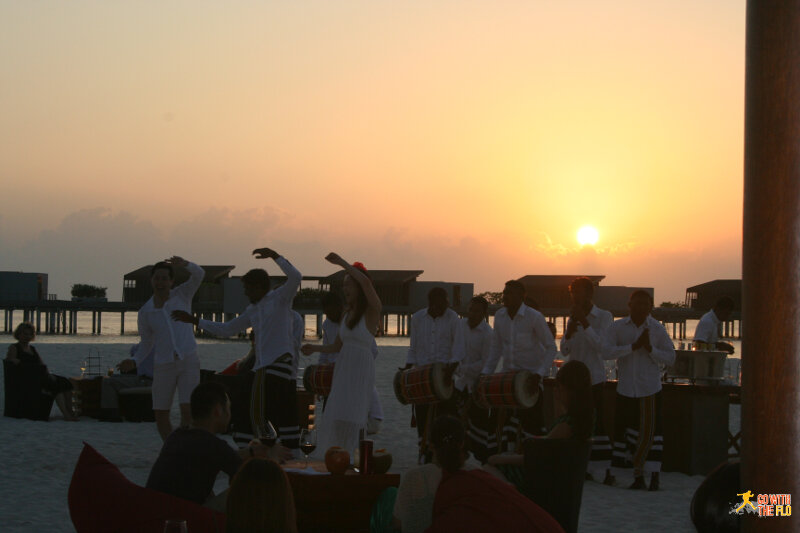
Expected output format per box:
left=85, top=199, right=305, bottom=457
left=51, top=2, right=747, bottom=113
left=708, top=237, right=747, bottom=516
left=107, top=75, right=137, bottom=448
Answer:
left=1, top=300, right=139, bottom=335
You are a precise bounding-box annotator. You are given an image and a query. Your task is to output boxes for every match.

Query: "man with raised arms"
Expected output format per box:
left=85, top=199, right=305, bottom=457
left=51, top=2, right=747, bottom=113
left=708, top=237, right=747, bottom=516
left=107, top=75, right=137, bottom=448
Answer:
left=172, top=247, right=302, bottom=451
left=120, top=256, right=204, bottom=441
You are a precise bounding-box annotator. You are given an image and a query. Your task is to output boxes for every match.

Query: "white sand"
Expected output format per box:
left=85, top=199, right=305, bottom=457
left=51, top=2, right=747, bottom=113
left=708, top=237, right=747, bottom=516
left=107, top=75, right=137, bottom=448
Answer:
left=0, top=336, right=728, bottom=532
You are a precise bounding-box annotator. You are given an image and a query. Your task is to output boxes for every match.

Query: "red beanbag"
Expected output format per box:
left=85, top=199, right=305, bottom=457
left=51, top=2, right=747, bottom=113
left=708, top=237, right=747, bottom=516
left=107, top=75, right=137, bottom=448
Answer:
left=68, top=442, right=226, bottom=533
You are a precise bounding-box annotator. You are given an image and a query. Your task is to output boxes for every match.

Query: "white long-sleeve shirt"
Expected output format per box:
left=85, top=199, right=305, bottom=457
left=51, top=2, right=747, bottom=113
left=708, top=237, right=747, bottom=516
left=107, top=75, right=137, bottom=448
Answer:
left=481, top=304, right=557, bottom=377
left=135, top=262, right=204, bottom=366
left=406, top=308, right=460, bottom=366
left=559, top=305, right=614, bottom=385
left=319, top=318, right=378, bottom=364
left=198, top=256, right=301, bottom=371
left=693, top=310, right=721, bottom=344
left=453, top=318, right=493, bottom=392
left=603, top=315, right=676, bottom=398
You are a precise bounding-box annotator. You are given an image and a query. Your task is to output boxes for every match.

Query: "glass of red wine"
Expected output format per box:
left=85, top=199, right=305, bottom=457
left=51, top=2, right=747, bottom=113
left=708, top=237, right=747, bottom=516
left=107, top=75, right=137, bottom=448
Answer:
left=299, top=427, right=317, bottom=470
left=258, top=420, right=278, bottom=447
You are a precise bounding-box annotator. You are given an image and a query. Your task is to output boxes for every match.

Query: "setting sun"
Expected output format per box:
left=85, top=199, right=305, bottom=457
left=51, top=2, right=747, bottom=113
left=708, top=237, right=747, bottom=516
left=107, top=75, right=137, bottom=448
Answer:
left=577, top=226, right=599, bottom=246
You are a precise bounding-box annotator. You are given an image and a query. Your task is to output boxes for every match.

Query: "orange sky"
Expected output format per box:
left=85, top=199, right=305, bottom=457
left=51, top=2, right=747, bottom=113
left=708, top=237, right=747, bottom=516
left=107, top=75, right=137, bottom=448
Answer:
left=0, top=1, right=746, bottom=302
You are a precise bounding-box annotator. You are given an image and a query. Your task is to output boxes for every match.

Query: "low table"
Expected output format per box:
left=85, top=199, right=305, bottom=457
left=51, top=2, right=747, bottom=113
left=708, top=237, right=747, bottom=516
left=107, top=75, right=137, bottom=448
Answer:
left=283, top=461, right=400, bottom=533
left=69, top=376, right=103, bottom=418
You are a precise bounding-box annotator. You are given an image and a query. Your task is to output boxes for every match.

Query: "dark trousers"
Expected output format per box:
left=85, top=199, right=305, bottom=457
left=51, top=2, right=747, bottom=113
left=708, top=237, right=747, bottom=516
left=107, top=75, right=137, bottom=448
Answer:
left=251, top=356, right=300, bottom=449
left=589, top=383, right=612, bottom=471
left=414, top=395, right=459, bottom=462
left=501, top=394, right=545, bottom=452
left=611, top=391, right=664, bottom=476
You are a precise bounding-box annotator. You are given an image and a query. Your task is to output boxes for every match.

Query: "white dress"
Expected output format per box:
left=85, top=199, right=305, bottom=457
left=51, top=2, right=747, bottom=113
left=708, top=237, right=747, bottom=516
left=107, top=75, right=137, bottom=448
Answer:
left=315, top=314, right=376, bottom=458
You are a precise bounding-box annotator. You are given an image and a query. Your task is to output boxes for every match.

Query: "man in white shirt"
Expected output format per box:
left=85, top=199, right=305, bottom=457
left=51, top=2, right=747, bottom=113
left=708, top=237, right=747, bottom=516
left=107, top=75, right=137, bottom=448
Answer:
left=693, top=296, right=736, bottom=353
left=452, top=296, right=495, bottom=462
left=119, top=257, right=204, bottom=440
left=560, top=277, right=614, bottom=483
left=604, top=289, right=676, bottom=491
left=481, top=280, right=557, bottom=448
left=316, top=291, right=383, bottom=433
left=405, top=287, right=460, bottom=462
left=173, top=247, right=302, bottom=449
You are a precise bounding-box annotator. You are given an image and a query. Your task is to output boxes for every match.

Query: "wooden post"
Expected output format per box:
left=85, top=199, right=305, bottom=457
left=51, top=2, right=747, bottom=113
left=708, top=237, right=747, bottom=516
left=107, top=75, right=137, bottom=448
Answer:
left=743, top=2, right=800, bottom=529
left=92, top=311, right=96, bottom=335
left=97, top=312, right=102, bottom=335
left=120, top=311, right=125, bottom=335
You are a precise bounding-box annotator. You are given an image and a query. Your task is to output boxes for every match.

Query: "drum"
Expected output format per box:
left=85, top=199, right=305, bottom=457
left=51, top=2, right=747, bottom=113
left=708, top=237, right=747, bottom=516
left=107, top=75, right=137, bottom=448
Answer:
left=473, top=370, right=539, bottom=409
left=393, top=363, right=454, bottom=405
left=302, top=364, right=335, bottom=396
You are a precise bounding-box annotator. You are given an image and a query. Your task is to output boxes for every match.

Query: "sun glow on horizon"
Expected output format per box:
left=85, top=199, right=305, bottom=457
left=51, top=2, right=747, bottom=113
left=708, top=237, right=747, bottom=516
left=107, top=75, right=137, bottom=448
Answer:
left=577, top=226, right=600, bottom=247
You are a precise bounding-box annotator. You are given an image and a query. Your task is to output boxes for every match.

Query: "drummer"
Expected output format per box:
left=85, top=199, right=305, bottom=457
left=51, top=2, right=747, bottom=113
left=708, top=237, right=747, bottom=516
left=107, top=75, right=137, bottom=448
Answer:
left=480, top=280, right=557, bottom=449
left=452, top=296, right=495, bottom=462
left=404, top=287, right=461, bottom=463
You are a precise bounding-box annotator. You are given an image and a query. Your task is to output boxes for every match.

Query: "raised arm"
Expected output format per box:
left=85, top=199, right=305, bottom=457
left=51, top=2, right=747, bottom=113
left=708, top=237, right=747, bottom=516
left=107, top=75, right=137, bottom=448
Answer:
left=325, top=253, right=381, bottom=313
left=170, top=257, right=205, bottom=299
left=252, top=248, right=302, bottom=301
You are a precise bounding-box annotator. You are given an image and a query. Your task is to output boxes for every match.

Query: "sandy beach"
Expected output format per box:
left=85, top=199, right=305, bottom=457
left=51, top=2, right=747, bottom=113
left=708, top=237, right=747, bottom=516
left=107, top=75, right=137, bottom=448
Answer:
left=0, top=336, right=734, bottom=532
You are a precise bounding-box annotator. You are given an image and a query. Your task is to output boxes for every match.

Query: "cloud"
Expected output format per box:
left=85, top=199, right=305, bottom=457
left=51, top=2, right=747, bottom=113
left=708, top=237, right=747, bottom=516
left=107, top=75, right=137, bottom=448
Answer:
left=0, top=207, right=742, bottom=303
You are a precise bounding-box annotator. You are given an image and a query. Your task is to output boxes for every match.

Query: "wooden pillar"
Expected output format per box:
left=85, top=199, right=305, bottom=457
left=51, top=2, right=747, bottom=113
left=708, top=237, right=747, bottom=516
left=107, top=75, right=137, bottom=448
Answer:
left=120, top=311, right=125, bottom=335
left=316, top=313, right=322, bottom=338
left=742, top=2, right=800, bottom=528
left=96, top=312, right=102, bottom=335
left=92, top=311, right=96, bottom=335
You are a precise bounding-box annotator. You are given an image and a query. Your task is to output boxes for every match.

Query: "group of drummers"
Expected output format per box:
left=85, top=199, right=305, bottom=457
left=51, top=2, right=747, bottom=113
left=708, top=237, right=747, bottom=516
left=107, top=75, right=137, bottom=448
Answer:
left=304, top=275, right=679, bottom=490
left=388, top=277, right=676, bottom=492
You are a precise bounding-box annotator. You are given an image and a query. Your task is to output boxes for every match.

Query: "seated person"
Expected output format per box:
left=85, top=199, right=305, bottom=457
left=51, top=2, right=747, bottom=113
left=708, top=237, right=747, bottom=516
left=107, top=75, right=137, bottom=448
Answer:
left=693, top=296, right=736, bottom=354
left=146, top=381, right=290, bottom=509
left=226, top=458, right=298, bottom=533
left=101, top=343, right=155, bottom=421
left=392, top=415, right=482, bottom=533
left=5, top=321, right=77, bottom=421
left=486, top=360, right=593, bottom=485
left=425, top=416, right=563, bottom=533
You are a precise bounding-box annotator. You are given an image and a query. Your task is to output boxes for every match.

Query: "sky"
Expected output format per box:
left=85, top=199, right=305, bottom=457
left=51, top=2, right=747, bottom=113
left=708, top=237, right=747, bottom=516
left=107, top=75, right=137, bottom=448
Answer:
left=0, top=1, right=746, bottom=303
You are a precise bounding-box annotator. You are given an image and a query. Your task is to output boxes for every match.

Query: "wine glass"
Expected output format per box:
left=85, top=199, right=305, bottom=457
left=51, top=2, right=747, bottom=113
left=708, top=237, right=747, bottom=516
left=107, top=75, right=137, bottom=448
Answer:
left=257, top=420, right=278, bottom=447
left=299, top=427, right=317, bottom=470
left=163, top=520, right=187, bottom=533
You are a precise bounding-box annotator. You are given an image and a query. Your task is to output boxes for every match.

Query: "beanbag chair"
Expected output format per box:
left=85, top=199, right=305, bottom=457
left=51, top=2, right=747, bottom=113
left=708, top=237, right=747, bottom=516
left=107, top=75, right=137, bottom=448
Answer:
left=68, top=442, right=226, bottom=533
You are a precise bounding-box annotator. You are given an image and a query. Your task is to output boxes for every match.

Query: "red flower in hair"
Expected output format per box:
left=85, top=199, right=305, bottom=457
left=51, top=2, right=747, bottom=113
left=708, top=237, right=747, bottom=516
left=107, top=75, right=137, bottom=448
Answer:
left=352, top=261, right=368, bottom=273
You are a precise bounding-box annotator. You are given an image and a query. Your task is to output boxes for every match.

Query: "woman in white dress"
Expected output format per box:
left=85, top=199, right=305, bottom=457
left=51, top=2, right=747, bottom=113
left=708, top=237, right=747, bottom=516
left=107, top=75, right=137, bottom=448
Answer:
left=302, top=252, right=382, bottom=458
